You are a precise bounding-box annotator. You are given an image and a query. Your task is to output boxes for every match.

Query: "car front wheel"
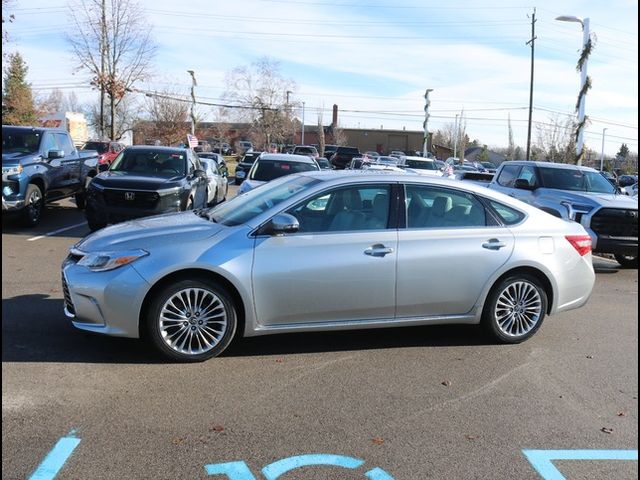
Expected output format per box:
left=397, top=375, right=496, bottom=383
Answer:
left=146, top=279, right=237, bottom=362
left=482, top=274, right=547, bottom=343
left=21, top=184, right=44, bottom=227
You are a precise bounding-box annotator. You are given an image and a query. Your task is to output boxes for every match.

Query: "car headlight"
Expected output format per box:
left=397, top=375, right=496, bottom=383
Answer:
left=560, top=201, right=594, bottom=221
left=2, top=165, right=23, bottom=175
left=77, top=249, right=149, bottom=272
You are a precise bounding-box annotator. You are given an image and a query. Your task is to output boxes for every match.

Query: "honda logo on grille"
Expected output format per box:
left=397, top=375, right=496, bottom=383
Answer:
left=124, top=192, right=135, bottom=201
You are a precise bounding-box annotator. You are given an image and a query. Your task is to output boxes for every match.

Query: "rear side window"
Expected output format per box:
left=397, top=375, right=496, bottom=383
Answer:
left=405, top=185, right=486, bottom=229
left=496, top=164, right=520, bottom=187
left=55, top=133, right=74, bottom=154
left=487, top=200, right=526, bottom=225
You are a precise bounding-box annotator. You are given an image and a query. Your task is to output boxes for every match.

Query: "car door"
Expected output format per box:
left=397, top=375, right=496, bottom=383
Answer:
left=489, top=163, right=521, bottom=198
left=55, top=133, right=82, bottom=193
left=41, top=133, right=67, bottom=199
left=396, top=184, right=515, bottom=317
left=252, top=183, right=398, bottom=326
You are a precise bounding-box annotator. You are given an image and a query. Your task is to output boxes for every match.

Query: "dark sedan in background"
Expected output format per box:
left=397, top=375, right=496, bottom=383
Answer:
left=85, top=146, right=208, bottom=230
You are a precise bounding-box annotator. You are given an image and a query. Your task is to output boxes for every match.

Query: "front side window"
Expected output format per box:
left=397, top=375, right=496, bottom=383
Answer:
left=496, top=164, right=521, bottom=187
left=287, top=185, right=391, bottom=233
left=405, top=184, right=486, bottom=228
left=518, top=165, right=538, bottom=187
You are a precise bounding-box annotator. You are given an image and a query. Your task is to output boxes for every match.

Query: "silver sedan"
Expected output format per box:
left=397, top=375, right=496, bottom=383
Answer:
left=62, top=171, right=595, bottom=362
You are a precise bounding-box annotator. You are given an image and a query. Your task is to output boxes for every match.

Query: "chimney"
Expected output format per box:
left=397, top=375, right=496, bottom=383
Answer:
left=332, top=104, right=338, bottom=128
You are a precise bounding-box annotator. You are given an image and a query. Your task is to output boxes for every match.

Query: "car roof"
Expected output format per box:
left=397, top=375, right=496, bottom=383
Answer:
left=505, top=161, right=598, bottom=172
left=126, top=145, right=188, bottom=153
left=402, top=156, right=434, bottom=162
left=259, top=153, right=317, bottom=164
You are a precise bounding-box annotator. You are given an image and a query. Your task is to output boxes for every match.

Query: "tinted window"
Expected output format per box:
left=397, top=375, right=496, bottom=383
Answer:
left=287, top=185, right=391, bottom=233
left=518, top=165, right=538, bottom=187
left=496, top=164, right=520, bottom=187
left=249, top=159, right=319, bottom=182
left=405, top=185, right=486, bottom=228
left=487, top=200, right=526, bottom=225
left=82, top=142, right=109, bottom=154
left=405, top=159, right=438, bottom=170
left=55, top=133, right=74, bottom=155
left=539, top=167, right=615, bottom=193
left=110, top=149, right=187, bottom=177
left=2, top=128, right=42, bottom=154
left=241, top=153, right=261, bottom=164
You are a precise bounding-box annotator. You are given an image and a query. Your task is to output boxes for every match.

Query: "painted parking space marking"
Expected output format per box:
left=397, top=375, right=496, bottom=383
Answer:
left=205, top=454, right=395, bottom=479
left=522, top=449, right=638, bottom=480
left=27, top=222, right=87, bottom=242
left=28, top=432, right=81, bottom=480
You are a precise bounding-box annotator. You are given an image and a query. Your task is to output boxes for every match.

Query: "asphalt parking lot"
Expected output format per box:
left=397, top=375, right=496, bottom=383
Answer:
left=2, top=189, right=638, bottom=480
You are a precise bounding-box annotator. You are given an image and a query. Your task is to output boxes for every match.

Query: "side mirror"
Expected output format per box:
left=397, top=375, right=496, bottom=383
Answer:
left=98, top=163, right=110, bottom=172
left=194, top=169, right=206, bottom=178
left=47, top=149, right=64, bottom=159
left=262, top=213, right=299, bottom=236
left=514, top=178, right=536, bottom=190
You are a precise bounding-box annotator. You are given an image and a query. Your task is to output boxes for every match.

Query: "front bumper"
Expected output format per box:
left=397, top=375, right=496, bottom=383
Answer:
left=62, top=258, right=151, bottom=338
left=594, top=236, right=638, bottom=256
left=2, top=196, right=25, bottom=211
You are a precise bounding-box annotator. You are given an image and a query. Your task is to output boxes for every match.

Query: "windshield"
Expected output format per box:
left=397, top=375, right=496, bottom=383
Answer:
left=109, top=149, right=186, bottom=177
left=539, top=167, right=616, bottom=193
left=82, top=142, right=109, bottom=154
left=249, top=159, right=319, bottom=181
left=2, top=128, right=42, bottom=154
left=210, top=175, right=321, bottom=226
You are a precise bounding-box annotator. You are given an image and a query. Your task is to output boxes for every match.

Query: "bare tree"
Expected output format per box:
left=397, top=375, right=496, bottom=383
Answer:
left=137, top=90, right=189, bottom=146
left=35, top=88, right=65, bottom=116
left=223, top=56, right=295, bottom=148
left=535, top=114, right=575, bottom=162
left=2, top=0, right=15, bottom=58
left=507, top=114, right=515, bottom=160
left=317, top=112, right=325, bottom=157
left=68, top=0, right=156, bottom=140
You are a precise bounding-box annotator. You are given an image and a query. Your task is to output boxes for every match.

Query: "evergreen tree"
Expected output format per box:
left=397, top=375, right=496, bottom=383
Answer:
left=2, top=52, right=37, bottom=125
left=617, top=143, right=630, bottom=160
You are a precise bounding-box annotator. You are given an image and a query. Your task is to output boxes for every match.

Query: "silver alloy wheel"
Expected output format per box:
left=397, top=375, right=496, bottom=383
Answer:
left=158, top=287, right=228, bottom=355
left=494, top=280, right=542, bottom=337
left=27, top=187, right=43, bottom=222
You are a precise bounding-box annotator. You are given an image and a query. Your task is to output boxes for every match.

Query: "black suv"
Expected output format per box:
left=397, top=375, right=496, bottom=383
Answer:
left=85, top=146, right=208, bottom=231
left=329, top=146, right=360, bottom=169
left=234, top=151, right=262, bottom=184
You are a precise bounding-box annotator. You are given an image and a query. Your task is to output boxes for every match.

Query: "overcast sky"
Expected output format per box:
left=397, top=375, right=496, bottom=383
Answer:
left=4, top=0, right=638, bottom=155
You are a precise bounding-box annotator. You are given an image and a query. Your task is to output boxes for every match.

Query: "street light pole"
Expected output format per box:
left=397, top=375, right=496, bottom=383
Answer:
left=556, top=15, right=591, bottom=165
left=600, top=127, right=608, bottom=171
left=453, top=114, right=459, bottom=159
left=301, top=101, right=305, bottom=145
left=525, top=8, right=537, bottom=161
left=187, top=70, right=197, bottom=136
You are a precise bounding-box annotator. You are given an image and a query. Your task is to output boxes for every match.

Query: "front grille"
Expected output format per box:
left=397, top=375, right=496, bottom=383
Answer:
left=591, top=208, right=639, bottom=238
left=102, top=189, right=160, bottom=208
left=61, top=274, right=75, bottom=316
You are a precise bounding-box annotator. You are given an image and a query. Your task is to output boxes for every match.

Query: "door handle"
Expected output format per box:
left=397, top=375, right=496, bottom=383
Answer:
left=482, top=239, right=507, bottom=250
left=364, top=244, right=394, bottom=257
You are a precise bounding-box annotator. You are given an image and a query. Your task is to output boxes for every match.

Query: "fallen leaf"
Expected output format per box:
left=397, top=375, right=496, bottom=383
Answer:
left=171, top=437, right=186, bottom=445
left=601, top=427, right=613, bottom=434
left=275, top=358, right=284, bottom=363
left=372, top=437, right=384, bottom=445
left=586, top=355, right=594, bottom=359
left=465, top=435, right=478, bottom=441
left=617, top=412, right=626, bottom=417
left=441, top=380, right=452, bottom=387
left=209, top=425, right=225, bottom=433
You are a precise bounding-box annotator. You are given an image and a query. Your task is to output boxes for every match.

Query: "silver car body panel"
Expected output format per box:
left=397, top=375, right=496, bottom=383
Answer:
left=62, top=171, right=595, bottom=340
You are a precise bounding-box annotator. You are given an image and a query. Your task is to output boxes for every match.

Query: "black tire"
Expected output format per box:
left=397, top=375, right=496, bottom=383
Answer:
left=482, top=273, right=548, bottom=344
left=614, top=254, right=638, bottom=269
left=21, top=184, right=44, bottom=227
left=86, top=207, right=107, bottom=231
left=145, top=278, right=237, bottom=362
left=74, top=177, right=92, bottom=210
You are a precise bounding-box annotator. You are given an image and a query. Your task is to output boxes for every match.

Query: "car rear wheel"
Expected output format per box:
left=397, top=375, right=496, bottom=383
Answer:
left=482, top=274, right=547, bottom=343
left=146, top=279, right=237, bottom=362
left=21, top=184, right=44, bottom=227
left=614, top=254, right=638, bottom=269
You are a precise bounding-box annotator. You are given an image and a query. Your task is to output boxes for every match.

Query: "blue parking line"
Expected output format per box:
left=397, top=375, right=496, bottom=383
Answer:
left=523, top=449, right=638, bottom=480
left=261, top=454, right=365, bottom=479
left=29, top=434, right=81, bottom=480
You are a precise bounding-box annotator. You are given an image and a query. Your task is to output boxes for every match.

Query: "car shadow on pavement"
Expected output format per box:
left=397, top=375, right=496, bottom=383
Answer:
left=224, top=324, right=494, bottom=358
left=2, top=294, right=159, bottom=364
left=2, top=203, right=90, bottom=239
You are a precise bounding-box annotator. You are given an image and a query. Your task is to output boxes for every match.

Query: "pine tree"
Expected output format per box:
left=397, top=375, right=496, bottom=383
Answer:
left=2, top=52, right=37, bottom=125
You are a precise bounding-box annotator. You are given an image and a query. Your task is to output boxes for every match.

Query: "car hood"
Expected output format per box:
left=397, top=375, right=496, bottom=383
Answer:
left=2, top=152, right=39, bottom=165
left=92, top=171, right=184, bottom=190
left=74, top=211, right=224, bottom=252
left=538, top=188, right=638, bottom=208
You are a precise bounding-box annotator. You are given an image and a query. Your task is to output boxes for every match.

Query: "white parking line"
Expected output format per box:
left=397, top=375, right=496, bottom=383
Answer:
left=27, top=222, right=87, bottom=242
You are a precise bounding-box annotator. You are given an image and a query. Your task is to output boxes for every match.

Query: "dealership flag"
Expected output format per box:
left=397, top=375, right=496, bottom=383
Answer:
left=187, top=134, right=198, bottom=148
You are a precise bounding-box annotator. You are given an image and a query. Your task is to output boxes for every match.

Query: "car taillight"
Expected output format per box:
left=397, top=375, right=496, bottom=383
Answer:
left=98, top=154, right=109, bottom=165
left=565, top=235, right=592, bottom=256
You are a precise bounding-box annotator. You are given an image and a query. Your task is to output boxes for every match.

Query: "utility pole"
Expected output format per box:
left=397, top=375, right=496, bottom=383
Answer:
left=453, top=114, right=459, bottom=159
left=187, top=70, right=197, bottom=135
left=100, top=0, right=106, bottom=138
left=600, top=127, right=608, bottom=171
left=422, top=89, right=433, bottom=157
left=526, top=8, right=536, bottom=161
left=286, top=90, right=292, bottom=146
